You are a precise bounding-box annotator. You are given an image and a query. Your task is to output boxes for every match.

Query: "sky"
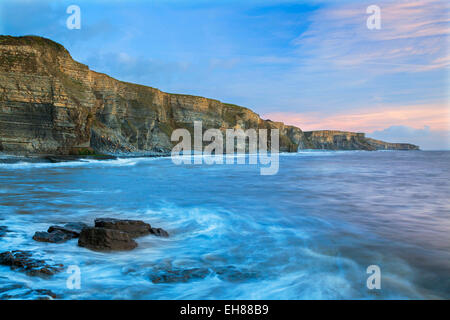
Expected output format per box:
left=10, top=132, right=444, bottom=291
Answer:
left=1, top=0, right=449, bottom=149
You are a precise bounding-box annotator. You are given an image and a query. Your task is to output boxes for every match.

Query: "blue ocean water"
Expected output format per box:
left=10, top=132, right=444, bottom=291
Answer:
left=0, top=151, right=449, bottom=299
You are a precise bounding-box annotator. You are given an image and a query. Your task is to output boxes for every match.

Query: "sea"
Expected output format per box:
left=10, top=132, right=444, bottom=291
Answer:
left=0, top=150, right=449, bottom=299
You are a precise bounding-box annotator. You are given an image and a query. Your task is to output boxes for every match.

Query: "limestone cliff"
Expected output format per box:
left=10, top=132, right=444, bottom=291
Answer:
left=0, top=36, right=418, bottom=156
left=365, top=138, right=419, bottom=151
left=303, top=131, right=419, bottom=150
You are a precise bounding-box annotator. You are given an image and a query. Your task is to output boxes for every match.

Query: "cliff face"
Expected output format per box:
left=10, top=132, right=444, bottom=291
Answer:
left=303, top=131, right=374, bottom=150
left=303, top=131, right=419, bottom=151
left=0, top=36, right=305, bottom=155
left=0, top=36, right=418, bottom=156
left=365, top=138, right=420, bottom=150
left=304, top=130, right=419, bottom=151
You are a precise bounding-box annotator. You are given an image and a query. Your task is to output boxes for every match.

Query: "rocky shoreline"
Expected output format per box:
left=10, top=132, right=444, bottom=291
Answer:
left=0, top=153, right=171, bottom=164
left=0, top=218, right=170, bottom=299
left=0, top=217, right=263, bottom=299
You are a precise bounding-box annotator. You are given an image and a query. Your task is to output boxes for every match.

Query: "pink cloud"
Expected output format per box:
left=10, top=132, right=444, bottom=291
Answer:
left=263, top=103, right=450, bottom=133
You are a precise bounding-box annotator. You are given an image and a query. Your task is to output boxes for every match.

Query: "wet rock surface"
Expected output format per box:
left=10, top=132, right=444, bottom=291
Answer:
left=94, top=218, right=152, bottom=238
left=150, top=227, right=169, bottom=237
left=78, top=227, right=138, bottom=251
left=94, top=217, right=169, bottom=239
left=32, top=230, right=73, bottom=244
left=30, top=218, right=167, bottom=251
left=0, top=283, right=59, bottom=300
left=48, top=222, right=88, bottom=238
left=0, top=250, right=63, bottom=277
left=32, top=222, right=88, bottom=243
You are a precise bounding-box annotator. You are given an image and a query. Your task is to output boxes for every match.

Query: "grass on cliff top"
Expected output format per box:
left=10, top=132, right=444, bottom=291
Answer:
left=0, top=35, right=68, bottom=53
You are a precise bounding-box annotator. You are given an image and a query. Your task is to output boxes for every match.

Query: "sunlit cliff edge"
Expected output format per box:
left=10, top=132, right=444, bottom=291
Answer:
left=0, top=36, right=419, bottom=156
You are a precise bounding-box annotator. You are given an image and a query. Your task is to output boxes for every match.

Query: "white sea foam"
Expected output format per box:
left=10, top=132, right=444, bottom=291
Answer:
left=0, top=151, right=448, bottom=299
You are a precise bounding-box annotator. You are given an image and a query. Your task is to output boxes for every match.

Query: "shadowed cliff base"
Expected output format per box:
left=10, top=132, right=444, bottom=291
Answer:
left=0, top=35, right=419, bottom=156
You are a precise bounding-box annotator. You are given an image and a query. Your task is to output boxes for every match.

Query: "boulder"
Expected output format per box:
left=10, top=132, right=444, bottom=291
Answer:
left=0, top=250, right=63, bottom=277
left=32, top=230, right=73, bottom=244
left=48, top=222, right=88, bottom=238
left=94, top=218, right=152, bottom=238
left=78, top=227, right=137, bottom=251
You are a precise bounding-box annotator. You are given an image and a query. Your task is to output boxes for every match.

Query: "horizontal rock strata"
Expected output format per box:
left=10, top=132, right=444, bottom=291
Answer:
left=0, top=36, right=419, bottom=155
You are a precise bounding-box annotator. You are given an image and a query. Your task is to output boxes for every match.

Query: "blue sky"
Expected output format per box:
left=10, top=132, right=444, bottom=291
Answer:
left=1, top=0, right=449, bottom=149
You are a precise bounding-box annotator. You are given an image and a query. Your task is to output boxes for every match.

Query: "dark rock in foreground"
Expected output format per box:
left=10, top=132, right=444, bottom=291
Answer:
left=78, top=227, right=138, bottom=251
left=32, top=218, right=167, bottom=251
left=32, top=230, right=73, bottom=244
left=95, top=218, right=169, bottom=238
left=94, top=218, right=152, bottom=238
left=48, top=222, right=88, bottom=238
left=0, top=250, right=63, bottom=277
left=33, top=222, right=89, bottom=243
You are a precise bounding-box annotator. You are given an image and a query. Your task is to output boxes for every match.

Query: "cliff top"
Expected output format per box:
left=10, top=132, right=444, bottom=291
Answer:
left=304, top=130, right=365, bottom=135
left=0, top=35, right=69, bottom=54
left=0, top=35, right=252, bottom=114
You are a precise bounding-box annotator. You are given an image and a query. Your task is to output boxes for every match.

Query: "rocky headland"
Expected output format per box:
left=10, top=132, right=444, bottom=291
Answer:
left=303, top=131, right=419, bottom=151
left=0, top=35, right=418, bottom=159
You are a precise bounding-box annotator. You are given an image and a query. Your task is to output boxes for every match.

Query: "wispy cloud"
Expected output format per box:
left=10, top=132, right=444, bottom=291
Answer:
left=263, top=102, right=450, bottom=132
left=293, top=0, right=450, bottom=73
left=1, top=0, right=448, bottom=148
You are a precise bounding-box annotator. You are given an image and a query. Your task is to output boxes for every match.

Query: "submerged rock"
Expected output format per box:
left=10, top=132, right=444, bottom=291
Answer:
left=146, top=264, right=258, bottom=284
left=48, top=222, right=88, bottom=238
left=213, top=266, right=259, bottom=282
left=31, top=289, right=59, bottom=300
left=149, top=267, right=211, bottom=284
left=78, top=227, right=138, bottom=251
left=0, top=250, right=63, bottom=277
left=0, top=226, right=10, bottom=237
left=0, top=284, right=59, bottom=300
left=32, top=230, right=73, bottom=244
